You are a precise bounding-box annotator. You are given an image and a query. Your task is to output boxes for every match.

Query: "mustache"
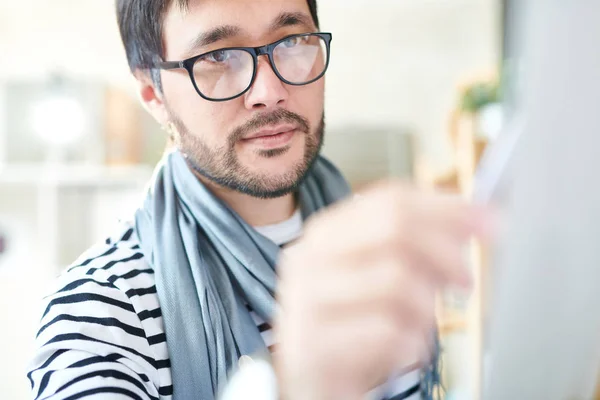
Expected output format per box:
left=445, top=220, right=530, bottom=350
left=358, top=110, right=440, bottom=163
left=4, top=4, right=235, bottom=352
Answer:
left=229, top=109, right=311, bottom=144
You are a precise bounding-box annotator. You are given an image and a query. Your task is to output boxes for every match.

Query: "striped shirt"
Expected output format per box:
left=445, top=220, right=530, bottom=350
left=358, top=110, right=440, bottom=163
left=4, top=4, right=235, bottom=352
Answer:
left=27, top=213, right=421, bottom=400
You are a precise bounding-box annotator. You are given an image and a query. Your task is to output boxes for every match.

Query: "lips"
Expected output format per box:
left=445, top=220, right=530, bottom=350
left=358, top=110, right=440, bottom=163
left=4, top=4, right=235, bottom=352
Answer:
left=240, top=128, right=297, bottom=150
left=242, top=124, right=297, bottom=140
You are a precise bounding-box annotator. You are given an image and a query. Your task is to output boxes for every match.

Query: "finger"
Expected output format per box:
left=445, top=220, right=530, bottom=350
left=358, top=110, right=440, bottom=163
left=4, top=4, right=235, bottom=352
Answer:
left=399, top=186, right=493, bottom=238
left=308, top=258, right=438, bottom=331
left=360, top=181, right=491, bottom=239
left=368, top=188, right=476, bottom=287
left=302, top=181, right=492, bottom=262
left=394, top=227, right=473, bottom=288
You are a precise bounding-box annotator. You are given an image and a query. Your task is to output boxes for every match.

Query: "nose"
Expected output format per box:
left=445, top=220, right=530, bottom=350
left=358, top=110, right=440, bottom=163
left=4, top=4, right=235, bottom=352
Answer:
left=243, top=56, right=289, bottom=111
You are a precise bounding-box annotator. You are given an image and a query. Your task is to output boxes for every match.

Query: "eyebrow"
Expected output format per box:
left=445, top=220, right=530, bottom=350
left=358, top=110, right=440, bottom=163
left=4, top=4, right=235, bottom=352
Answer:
left=269, top=11, right=315, bottom=31
left=184, top=11, right=314, bottom=57
left=185, top=25, right=242, bottom=55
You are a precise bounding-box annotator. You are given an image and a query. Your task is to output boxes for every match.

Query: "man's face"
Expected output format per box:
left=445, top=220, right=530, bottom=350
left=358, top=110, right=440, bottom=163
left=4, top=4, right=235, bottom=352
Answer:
left=159, top=0, right=325, bottom=198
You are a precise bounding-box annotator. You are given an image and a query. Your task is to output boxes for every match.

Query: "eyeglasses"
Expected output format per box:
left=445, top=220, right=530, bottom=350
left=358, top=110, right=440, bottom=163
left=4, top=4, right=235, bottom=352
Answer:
left=157, top=32, right=332, bottom=102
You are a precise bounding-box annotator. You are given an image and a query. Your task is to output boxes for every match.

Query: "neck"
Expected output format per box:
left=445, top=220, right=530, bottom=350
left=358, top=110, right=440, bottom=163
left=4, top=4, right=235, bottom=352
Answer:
left=197, top=175, right=297, bottom=227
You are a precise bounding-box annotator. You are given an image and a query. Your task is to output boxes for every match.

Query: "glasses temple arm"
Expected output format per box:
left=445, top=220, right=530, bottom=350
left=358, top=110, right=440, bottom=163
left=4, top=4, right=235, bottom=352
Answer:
left=157, top=61, right=185, bottom=70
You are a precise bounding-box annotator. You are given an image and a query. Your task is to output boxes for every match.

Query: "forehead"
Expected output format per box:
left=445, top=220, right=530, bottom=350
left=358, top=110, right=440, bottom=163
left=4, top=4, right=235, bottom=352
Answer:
left=162, top=0, right=313, bottom=59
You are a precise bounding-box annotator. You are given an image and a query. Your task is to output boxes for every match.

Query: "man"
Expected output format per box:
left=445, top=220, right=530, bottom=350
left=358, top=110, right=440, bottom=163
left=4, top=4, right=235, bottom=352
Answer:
left=27, top=0, right=491, bottom=399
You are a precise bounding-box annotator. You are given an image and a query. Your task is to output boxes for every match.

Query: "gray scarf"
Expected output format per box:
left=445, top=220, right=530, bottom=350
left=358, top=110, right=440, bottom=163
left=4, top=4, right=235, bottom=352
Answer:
left=134, top=150, right=441, bottom=399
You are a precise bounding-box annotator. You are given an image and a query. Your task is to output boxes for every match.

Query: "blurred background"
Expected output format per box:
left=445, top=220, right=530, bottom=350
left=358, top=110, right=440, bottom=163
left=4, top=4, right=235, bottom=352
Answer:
left=0, top=0, right=502, bottom=398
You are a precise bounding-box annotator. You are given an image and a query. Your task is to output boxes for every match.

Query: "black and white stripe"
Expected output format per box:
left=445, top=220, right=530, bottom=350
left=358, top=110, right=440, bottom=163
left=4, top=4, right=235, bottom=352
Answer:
left=28, top=221, right=421, bottom=399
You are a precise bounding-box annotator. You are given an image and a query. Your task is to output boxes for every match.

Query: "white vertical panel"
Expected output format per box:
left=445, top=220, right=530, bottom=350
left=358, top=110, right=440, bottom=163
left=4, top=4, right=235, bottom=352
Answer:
left=485, top=2, right=600, bottom=399
left=0, top=83, right=6, bottom=167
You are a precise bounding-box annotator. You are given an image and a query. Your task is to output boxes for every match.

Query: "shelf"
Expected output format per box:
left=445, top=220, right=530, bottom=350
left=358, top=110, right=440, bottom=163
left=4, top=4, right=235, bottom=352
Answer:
left=0, top=163, right=154, bottom=187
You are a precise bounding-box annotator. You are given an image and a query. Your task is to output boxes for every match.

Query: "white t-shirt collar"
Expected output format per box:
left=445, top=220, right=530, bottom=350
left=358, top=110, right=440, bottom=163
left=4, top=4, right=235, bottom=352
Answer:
left=253, top=209, right=303, bottom=247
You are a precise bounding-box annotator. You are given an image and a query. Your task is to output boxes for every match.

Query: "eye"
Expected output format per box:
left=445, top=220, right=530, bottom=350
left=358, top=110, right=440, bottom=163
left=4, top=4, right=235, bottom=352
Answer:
left=281, top=35, right=306, bottom=48
left=206, top=50, right=231, bottom=63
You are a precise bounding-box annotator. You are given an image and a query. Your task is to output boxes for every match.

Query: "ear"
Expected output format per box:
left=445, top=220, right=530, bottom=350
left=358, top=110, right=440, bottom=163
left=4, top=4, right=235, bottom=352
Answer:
left=133, top=69, right=170, bottom=126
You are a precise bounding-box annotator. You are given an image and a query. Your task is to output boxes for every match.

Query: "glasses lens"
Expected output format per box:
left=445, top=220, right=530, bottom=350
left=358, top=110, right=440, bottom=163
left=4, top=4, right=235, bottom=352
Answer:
left=273, top=34, right=328, bottom=84
left=192, top=49, right=254, bottom=100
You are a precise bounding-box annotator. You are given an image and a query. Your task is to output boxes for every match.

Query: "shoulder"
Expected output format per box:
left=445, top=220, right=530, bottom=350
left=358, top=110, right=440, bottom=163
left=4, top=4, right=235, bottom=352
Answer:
left=38, top=220, right=157, bottom=332
left=64, top=220, right=152, bottom=289
left=41, top=220, right=161, bottom=324
left=27, top=221, right=174, bottom=399
left=28, top=221, right=170, bottom=393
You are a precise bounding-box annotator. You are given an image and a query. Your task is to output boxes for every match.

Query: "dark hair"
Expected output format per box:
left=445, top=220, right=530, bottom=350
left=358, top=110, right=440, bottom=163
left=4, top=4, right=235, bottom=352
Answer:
left=116, top=0, right=320, bottom=90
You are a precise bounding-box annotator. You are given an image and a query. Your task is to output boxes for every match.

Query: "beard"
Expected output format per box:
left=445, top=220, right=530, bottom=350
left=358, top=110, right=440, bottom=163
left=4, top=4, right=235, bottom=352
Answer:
left=169, top=108, right=325, bottom=199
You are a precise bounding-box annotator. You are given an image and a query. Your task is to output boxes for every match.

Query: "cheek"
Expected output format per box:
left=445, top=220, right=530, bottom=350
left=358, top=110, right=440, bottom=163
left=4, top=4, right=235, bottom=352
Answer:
left=163, top=74, right=240, bottom=147
left=162, top=72, right=199, bottom=108
left=289, top=80, right=325, bottom=124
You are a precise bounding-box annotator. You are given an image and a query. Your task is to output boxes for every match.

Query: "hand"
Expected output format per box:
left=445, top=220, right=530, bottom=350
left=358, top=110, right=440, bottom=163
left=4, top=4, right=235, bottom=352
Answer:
left=273, top=180, right=493, bottom=400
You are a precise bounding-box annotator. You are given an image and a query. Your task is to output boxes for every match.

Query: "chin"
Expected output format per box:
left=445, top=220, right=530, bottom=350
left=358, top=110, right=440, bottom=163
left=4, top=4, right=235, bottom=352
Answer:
left=246, top=136, right=306, bottom=162
left=245, top=142, right=307, bottom=170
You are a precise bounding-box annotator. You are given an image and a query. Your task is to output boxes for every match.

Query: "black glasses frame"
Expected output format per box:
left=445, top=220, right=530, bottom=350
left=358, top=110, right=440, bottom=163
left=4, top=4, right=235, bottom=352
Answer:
left=157, top=32, right=332, bottom=102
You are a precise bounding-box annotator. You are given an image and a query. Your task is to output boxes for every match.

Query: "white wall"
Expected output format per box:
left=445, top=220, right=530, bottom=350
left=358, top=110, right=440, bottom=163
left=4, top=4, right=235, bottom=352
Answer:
left=0, top=0, right=128, bottom=83
left=321, top=0, right=500, bottom=170
left=0, top=186, right=50, bottom=400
